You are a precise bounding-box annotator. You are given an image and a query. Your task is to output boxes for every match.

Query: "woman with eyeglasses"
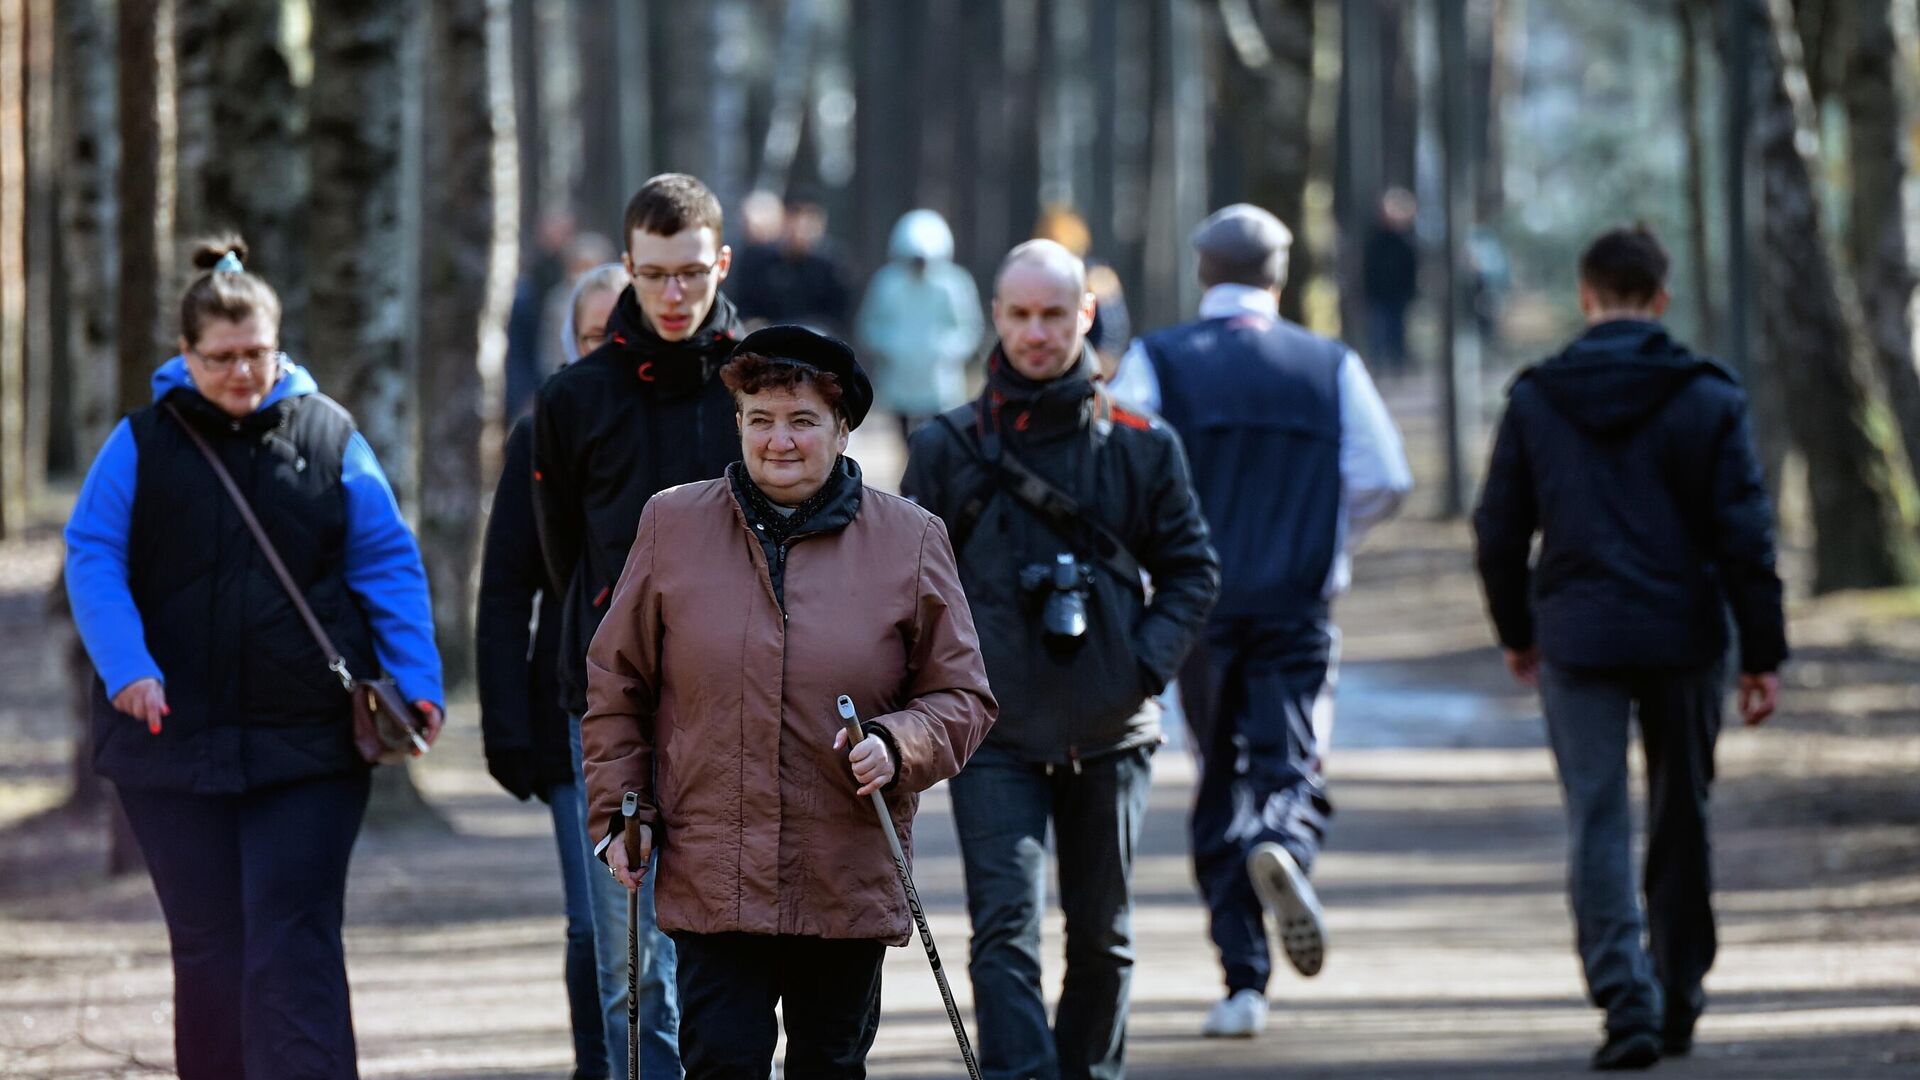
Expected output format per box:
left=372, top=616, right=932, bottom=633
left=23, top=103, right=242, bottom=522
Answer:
left=64, top=235, right=443, bottom=1079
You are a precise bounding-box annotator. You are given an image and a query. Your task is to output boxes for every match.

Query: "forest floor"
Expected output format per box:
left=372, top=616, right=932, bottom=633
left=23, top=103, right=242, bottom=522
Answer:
left=1, top=378, right=1917, bottom=1078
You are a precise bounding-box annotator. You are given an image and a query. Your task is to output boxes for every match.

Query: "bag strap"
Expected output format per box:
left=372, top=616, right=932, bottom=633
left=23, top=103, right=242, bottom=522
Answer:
left=934, top=409, right=1145, bottom=594
left=161, top=402, right=356, bottom=691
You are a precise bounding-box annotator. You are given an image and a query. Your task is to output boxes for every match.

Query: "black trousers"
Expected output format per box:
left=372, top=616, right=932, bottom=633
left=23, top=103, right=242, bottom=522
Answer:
left=116, top=770, right=371, bottom=1080
left=1180, top=617, right=1337, bottom=995
left=673, top=931, right=886, bottom=1080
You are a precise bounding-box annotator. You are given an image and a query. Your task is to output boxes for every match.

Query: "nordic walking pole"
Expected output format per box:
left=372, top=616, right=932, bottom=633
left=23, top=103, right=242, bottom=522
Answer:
left=622, top=791, right=642, bottom=1080
left=836, top=695, right=983, bottom=1080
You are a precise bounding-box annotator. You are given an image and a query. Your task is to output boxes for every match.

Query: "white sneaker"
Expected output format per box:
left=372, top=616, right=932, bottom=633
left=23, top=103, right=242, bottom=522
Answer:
left=1202, top=988, right=1269, bottom=1037
left=1249, top=841, right=1326, bottom=977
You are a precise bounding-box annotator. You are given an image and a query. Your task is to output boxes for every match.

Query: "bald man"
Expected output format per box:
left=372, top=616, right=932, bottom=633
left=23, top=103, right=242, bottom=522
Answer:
left=901, top=240, right=1220, bottom=1080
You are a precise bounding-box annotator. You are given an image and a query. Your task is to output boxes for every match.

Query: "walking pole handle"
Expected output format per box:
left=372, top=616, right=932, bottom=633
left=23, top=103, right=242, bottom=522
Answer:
left=836, top=694, right=866, bottom=747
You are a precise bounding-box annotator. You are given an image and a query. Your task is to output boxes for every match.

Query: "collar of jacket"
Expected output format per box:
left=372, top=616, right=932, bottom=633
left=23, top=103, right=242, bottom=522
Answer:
left=727, top=456, right=864, bottom=545
left=979, top=343, right=1098, bottom=442
left=161, top=385, right=296, bottom=436
left=599, top=287, right=743, bottom=399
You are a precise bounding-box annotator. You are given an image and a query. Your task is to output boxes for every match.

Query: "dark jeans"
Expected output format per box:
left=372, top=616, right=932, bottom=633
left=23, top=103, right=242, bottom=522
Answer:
left=1180, top=619, right=1337, bottom=995
left=948, top=741, right=1155, bottom=1080
left=672, top=932, right=885, bottom=1080
left=116, top=771, right=372, bottom=1080
left=1539, top=662, right=1723, bottom=1036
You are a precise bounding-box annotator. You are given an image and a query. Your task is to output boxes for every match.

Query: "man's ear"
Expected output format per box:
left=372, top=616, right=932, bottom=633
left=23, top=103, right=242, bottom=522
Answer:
left=1649, top=287, right=1672, bottom=319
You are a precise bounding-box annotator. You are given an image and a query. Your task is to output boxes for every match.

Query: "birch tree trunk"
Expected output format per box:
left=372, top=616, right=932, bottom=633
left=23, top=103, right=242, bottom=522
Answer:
left=0, top=0, right=27, bottom=536
left=419, top=0, right=514, bottom=688
left=310, top=2, right=415, bottom=509
left=1756, top=0, right=1920, bottom=590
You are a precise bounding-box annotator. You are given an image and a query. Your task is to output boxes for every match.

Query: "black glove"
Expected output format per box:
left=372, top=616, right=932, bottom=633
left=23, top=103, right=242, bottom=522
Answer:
left=485, top=746, right=536, bottom=801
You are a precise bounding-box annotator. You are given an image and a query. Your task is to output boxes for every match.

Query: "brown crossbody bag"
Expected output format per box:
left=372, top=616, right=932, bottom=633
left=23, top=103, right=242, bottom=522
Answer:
left=163, top=402, right=428, bottom=764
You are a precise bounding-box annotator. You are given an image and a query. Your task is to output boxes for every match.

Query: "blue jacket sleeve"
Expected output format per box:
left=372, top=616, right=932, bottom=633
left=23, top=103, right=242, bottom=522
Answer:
left=65, top=420, right=163, bottom=697
left=341, top=433, right=445, bottom=710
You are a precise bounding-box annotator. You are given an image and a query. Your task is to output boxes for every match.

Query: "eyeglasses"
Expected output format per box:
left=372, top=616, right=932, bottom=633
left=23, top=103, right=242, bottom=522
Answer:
left=632, top=263, right=718, bottom=291
left=191, top=346, right=279, bottom=372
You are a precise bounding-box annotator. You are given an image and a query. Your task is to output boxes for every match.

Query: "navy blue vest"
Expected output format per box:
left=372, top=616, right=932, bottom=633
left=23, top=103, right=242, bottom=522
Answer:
left=1141, top=313, right=1345, bottom=621
left=93, top=389, right=377, bottom=793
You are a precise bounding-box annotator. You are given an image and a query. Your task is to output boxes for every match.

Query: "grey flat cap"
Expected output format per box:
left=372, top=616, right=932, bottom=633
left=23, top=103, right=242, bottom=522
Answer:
left=1191, top=204, right=1293, bottom=283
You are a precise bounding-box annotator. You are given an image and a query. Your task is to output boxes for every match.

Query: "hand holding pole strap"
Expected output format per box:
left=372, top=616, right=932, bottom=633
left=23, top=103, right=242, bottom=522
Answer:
left=836, top=695, right=983, bottom=1080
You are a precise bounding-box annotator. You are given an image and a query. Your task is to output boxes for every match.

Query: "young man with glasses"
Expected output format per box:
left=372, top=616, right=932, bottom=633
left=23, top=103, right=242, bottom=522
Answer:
left=530, top=172, right=743, bottom=1080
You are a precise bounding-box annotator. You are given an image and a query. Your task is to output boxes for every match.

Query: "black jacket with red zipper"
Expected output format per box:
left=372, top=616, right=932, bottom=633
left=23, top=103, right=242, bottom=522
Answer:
left=532, top=287, right=744, bottom=714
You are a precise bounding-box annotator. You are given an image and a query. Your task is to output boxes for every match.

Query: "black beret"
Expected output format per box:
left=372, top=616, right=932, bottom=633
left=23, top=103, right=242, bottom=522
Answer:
left=730, top=324, right=874, bottom=430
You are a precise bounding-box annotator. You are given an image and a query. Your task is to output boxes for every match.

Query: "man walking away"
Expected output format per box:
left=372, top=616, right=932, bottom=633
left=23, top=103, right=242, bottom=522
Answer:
left=533, top=173, right=747, bottom=1080
left=903, top=240, right=1220, bottom=1080
left=1110, top=204, right=1412, bottom=1038
left=1473, top=225, right=1786, bottom=1071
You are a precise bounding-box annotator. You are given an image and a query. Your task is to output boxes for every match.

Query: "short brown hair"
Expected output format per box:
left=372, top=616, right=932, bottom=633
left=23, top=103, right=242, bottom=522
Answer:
left=1578, top=224, right=1669, bottom=307
left=720, top=352, right=846, bottom=420
left=623, top=173, right=724, bottom=243
left=179, top=234, right=282, bottom=346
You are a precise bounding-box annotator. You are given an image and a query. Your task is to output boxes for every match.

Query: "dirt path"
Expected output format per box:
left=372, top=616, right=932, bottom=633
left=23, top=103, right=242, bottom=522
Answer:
left=3, top=391, right=1918, bottom=1078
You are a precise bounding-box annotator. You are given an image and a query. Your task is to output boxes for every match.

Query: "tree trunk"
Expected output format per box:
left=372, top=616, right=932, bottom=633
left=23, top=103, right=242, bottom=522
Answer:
left=177, top=0, right=307, bottom=357
left=1679, top=0, right=1719, bottom=352
left=1215, top=0, right=1317, bottom=324
left=1840, top=0, right=1920, bottom=484
left=25, top=0, right=56, bottom=490
left=56, top=0, right=117, bottom=464
left=115, top=0, right=170, bottom=421
left=0, top=0, right=27, bottom=536
left=310, top=3, right=416, bottom=509
left=853, top=0, right=918, bottom=274
left=1757, top=0, right=1920, bottom=590
left=419, top=0, right=513, bottom=689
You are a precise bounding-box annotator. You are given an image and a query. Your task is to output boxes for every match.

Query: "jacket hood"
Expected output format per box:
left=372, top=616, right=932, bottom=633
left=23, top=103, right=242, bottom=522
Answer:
left=1519, top=320, right=1732, bottom=436
left=150, top=354, right=319, bottom=411
left=888, top=210, right=955, bottom=262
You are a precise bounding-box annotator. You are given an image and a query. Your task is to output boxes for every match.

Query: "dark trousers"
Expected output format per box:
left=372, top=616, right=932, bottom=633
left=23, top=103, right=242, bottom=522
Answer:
left=116, top=770, right=372, bottom=1080
left=672, top=931, right=885, bottom=1080
left=1180, top=618, right=1337, bottom=996
left=1539, top=662, right=1723, bottom=1036
left=948, top=741, right=1154, bottom=1080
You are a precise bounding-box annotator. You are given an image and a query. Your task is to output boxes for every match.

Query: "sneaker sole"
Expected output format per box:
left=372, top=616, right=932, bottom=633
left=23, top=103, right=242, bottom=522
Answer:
left=1249, top=843, right=1326, bottom=977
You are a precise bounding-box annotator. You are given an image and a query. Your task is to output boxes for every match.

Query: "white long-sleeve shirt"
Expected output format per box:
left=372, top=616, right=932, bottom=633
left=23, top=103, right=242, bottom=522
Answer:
left=1108, top=284, right=1412, bottom=597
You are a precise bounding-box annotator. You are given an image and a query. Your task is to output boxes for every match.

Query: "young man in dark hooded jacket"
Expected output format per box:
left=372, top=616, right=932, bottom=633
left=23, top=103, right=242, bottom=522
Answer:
left=1473, top=225, right=1787, bottom=1072
left=532, top=172, right=743, bottom=1080
left=902, top=240, right=1220, bottom=1080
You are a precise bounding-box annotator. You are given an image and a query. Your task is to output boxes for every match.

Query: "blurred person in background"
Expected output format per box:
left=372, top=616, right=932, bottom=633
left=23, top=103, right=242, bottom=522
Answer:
left=1361, top=188, right=1420, bottom=378
left=65, top=236, right=444, bottom=1079
left=506, top=209, right=580, bottom=418
left=478, top=261, right=630, bottom=1080
left=538, top=233, right=618, bottom=376
left=855, top=209, right=984, bottom=441
left=725, top=190, right=787, bottom=327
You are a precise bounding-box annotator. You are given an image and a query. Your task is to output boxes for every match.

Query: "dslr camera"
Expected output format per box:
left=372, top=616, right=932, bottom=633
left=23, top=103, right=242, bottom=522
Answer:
left=1020, top=553, right=1095, bottom=649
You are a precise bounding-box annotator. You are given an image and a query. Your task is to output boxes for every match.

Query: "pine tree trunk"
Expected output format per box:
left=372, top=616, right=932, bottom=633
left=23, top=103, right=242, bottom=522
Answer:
left=419, top=0, right=513, bottom=690
left=1840, top=0, right=1920, bottom=483
left=1756, top=0, right=1920, bottom=591
left=310, top=2, right=416, bottom=509
left=56, top=0, right=117, bottom=464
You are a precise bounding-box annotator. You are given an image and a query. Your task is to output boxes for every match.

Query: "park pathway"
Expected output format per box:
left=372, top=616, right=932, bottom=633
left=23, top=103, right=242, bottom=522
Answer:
left=3, top=381, right=1917, bottom=1077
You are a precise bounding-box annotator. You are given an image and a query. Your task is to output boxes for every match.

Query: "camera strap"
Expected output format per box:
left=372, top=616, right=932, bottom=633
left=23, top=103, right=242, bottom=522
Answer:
left=935, top=410, right=1145, bottom=596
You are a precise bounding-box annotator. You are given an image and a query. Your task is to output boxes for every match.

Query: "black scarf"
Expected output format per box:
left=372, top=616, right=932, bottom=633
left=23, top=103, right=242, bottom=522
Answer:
left=602, top=287, right=743, bottom=399
left=982, top=344, right=1099, bottom=441
left=728, top=457, right=854, bottom=545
